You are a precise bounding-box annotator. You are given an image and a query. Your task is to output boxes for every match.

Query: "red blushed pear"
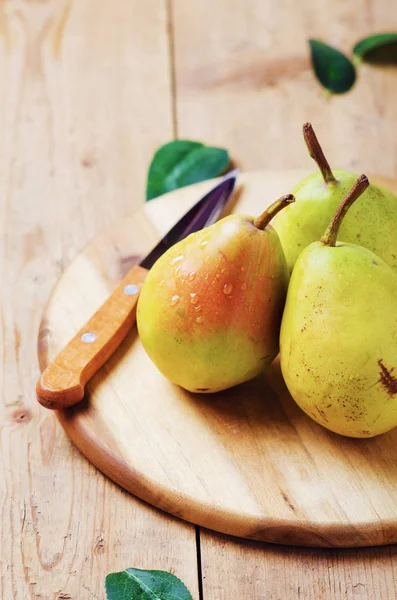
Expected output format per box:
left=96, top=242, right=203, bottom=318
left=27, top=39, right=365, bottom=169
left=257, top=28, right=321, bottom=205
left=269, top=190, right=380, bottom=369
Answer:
left=137, top=194, right=294, bottom=393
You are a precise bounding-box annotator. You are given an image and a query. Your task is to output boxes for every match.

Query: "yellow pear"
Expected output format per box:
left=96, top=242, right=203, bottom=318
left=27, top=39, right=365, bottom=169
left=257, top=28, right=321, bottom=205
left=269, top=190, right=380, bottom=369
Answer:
left=272, top=123, right=397, bottom=272
left=280, top=175, right=397, bottom=438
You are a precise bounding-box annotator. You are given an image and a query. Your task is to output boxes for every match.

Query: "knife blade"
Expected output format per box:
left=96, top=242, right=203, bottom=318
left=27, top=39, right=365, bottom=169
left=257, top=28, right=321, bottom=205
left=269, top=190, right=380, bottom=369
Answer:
left=37, top=171, right=238, bottom=410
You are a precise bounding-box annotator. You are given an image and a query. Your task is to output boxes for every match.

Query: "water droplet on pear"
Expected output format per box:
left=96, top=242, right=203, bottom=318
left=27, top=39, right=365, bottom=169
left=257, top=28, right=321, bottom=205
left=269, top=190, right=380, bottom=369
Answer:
left=171, top=255, right=184, bottom=265
left=170, top=295, right=180, bottom=306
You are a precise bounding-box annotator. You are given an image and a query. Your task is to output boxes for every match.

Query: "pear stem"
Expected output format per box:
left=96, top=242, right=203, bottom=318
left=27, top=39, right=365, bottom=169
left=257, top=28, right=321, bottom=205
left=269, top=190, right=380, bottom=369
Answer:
left=320, top=175, right=369, bottom=247
left=303, top=122, right=337, bottom=184
left=253, top=194, right=295, bottom=230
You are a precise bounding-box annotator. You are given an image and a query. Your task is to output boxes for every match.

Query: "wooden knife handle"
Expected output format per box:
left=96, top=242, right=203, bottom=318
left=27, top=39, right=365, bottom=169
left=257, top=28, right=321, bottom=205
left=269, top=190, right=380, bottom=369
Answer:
left=36, top=265, right=149, bottom=410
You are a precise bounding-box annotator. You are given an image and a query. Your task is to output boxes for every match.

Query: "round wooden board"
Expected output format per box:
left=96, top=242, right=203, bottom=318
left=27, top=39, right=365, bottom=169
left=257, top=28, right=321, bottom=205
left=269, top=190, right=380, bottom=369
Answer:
left=38, top=170, right=397, bottom=548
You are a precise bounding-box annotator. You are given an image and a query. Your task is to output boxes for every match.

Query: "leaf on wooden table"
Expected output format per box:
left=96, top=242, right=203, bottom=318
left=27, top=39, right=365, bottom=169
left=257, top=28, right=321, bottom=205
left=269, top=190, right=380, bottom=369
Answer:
left=105, top=568, right=193, bottom=600
left=308, top=39, right=356, bottom=94
left=146, top=140, right=229, bottom=200
left=353, top=33, right=397, bottom=64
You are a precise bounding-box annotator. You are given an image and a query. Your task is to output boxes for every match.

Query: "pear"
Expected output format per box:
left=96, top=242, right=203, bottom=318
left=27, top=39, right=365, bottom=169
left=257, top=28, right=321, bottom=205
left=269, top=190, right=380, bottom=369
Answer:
left=272, top=123, right=397, bottom=273
left=280, top=174, right=397, bottom=438
left=137, top=195, right=294, bottom=393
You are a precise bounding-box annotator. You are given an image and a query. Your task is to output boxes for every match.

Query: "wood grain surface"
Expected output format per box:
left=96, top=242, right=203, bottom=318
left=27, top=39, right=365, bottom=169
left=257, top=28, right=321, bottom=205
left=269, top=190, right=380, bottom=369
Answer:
left=39, top=171, right=397, bottom=549
left=2, top=0, right=397, bottom=597
left=0, top=2, right=199, bottom=599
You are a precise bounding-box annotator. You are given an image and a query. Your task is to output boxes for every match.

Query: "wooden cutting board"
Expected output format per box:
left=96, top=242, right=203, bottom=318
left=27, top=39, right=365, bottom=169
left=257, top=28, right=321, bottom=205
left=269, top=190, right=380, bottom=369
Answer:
left=38, top=170, right=397, bottom=548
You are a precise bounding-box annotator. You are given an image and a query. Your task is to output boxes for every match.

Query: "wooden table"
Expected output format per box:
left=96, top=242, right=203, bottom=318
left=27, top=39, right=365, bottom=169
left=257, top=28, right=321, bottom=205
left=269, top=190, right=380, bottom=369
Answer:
left=1, top=1, right=397, bottom=598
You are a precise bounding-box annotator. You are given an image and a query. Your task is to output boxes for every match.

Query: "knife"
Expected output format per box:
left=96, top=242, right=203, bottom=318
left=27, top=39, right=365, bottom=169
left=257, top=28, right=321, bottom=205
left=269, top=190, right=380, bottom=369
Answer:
left=37, top=171, right=238, bottom=410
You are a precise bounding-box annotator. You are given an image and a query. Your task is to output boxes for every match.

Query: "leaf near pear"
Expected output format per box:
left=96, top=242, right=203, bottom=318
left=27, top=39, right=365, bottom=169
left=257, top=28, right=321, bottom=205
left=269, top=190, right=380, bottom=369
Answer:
left=308, top=39, right=356, bottom=94
left=146, top=140, right=230, bottom=201
left=105, top=567, right=193, bottom=600
left=353, top=33, right=397, bottom=65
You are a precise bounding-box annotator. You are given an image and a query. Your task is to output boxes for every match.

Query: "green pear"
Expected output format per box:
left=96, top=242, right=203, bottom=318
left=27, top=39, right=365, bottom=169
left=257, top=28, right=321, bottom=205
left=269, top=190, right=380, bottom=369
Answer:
left=272, top=123, right=397, bottom=273
left=137, top=195, right=294, bottom=393
left=280, top=175, right=397, bottom=438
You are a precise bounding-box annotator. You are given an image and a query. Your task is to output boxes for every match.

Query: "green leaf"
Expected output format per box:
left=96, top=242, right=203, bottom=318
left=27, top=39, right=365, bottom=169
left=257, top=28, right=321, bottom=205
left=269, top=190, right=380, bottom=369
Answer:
left=308, top=39, right=356, bottom=94
left=353, top=33, right=397, bottom=64
left=146, top=140, right=229, bottom=200
left=105, top=568, right=193, bottom=600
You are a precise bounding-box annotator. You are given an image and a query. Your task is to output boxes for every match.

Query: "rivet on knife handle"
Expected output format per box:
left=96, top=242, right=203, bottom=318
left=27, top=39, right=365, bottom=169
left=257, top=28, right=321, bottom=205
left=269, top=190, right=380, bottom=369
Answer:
left=36, top=265, right=149, bottom=410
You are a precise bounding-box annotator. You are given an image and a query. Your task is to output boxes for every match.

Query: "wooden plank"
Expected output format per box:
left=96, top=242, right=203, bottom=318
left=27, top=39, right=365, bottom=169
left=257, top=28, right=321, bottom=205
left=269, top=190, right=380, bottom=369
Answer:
left=172, top=0, right=397, bottom=596
left=172, top=0, right=397, bottom=177
left=200, top=531, right=397, bottom=600
left=0, top=1, right=199, bottom=598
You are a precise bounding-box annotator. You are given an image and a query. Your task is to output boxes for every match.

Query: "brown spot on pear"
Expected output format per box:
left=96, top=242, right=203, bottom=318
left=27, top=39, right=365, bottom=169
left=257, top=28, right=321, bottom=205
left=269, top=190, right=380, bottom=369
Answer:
left=280, top=175, right=397, bottom=438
